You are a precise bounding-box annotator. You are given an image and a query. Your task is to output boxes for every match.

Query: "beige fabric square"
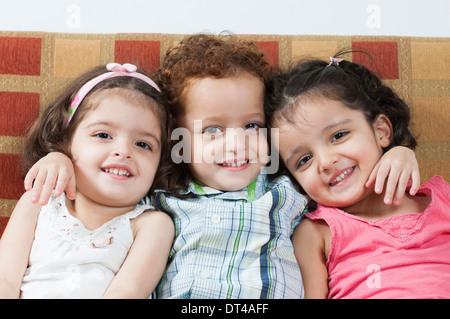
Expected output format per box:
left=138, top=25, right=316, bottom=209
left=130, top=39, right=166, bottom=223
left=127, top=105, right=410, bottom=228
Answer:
left=411, top=42, right=450, bottom=80
left=412, top=97, right=450, bottom=141
left=418, top=159, right=449, bottom=182
left=54, top=39, right=101, bottom=78
left=292, top=40, right=338, bottom=61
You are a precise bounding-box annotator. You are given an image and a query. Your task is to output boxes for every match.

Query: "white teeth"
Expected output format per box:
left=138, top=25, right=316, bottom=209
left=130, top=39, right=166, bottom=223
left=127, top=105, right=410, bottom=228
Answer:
left=221, top=161, right=248, bottom=167
left=330, top=168, right=353, bottom=186
left=104, top=168, right=131, bottom=177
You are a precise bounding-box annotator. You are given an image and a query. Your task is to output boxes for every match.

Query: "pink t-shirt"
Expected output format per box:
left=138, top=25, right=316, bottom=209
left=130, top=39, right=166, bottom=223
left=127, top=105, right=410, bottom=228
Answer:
left=306, top=175, right=450, bottom=299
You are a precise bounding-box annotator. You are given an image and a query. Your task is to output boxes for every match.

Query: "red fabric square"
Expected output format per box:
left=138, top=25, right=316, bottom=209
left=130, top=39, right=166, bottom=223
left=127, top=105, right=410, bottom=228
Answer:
left=0, top=154, right=25, bottom=200
left=256, top=41, right=279, bottom=72
left=0, top=92, right=40, bottom=136
left=352, top=41, right=398, bottom=79
left=115, top=40, right=160, bottom=75
left=0, top=37, right=41, bottom=75
left=0, top=217, right=9, bottom=239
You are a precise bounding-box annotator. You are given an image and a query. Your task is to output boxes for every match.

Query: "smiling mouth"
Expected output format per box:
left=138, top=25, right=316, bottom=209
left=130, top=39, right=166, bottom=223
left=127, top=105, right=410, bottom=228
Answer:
left=218, top=160, right=249, bottom=168
left=329, top=167, right=354, bottom=186
left=103, top=168, right=132, bottom=177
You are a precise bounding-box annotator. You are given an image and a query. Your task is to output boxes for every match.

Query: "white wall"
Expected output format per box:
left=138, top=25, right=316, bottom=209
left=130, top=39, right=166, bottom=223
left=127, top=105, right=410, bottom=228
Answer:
left=1, top=0, right=449, bottom=37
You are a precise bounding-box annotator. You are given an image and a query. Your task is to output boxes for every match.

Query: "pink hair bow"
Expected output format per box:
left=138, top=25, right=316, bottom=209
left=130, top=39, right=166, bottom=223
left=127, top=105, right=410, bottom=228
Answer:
left=327, top=57, right=344, bottom=67
left=107, top=62, right=138, bottom=73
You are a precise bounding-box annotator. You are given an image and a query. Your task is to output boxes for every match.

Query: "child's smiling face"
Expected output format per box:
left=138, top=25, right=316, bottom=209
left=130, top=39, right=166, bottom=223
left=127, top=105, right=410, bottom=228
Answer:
left=178, top=73, right=268, bottom=191
left=70, top=89, right=162, bottom=208
left=276, top=97, right=392, bottom=211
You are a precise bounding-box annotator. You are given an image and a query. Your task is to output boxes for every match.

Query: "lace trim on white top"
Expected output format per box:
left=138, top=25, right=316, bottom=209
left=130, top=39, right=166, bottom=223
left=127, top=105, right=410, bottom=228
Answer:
left=40, top=193, right=154, bottom=245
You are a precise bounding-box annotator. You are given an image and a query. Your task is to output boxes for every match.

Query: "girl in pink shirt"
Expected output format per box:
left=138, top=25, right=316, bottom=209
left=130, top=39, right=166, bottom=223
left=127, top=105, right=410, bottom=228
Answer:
left=267, top=53, right=450, bottom=298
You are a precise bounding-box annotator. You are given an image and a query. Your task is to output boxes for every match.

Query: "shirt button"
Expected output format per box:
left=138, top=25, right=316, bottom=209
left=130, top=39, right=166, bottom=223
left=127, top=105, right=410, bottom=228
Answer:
left=211, top=214, right=221, bottom=224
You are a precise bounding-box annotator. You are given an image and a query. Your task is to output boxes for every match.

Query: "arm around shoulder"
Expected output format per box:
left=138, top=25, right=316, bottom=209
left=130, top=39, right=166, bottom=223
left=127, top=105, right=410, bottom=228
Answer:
left=292, top=218, right=330, bottom=299
left=24, top=152, right=76, bottom=205
left=0, top=191, right=41, bottom=298
left=103, top=210, right=174, bottom=299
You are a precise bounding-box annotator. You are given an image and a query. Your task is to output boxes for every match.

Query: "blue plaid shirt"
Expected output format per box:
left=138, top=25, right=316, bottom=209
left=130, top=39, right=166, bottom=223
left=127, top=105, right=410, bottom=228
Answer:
left=153, top=173, right=306, bottom=299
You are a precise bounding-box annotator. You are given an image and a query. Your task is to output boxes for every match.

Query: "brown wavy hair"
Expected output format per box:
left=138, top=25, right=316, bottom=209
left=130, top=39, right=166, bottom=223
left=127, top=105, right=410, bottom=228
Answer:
left=153, top=33, right=273, bottom=195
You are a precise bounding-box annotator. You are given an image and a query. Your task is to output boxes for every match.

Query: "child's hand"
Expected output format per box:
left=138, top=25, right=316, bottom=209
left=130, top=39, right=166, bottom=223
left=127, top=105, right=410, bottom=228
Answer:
left=366, top=146, right=420, bottom=206
left=24, top=152, right=76, bottom=205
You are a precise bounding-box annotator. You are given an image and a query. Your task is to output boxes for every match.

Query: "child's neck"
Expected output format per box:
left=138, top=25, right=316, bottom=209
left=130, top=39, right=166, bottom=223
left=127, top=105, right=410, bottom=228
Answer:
left=65, top=191, right=136, bottom=230
left=341, top=189, right=431, bottom=221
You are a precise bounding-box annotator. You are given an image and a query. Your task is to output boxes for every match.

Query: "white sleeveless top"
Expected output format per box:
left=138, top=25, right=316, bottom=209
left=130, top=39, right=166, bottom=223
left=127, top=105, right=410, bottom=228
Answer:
left=20, top=193, right=153, bottom=299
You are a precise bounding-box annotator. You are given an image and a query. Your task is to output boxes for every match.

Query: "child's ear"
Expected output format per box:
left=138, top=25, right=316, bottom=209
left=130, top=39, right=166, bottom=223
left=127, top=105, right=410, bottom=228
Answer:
left=373, top=114, right=393, bottom=148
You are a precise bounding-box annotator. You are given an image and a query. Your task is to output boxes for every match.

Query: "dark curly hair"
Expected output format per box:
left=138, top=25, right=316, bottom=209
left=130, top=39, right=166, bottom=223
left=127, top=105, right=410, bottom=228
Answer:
left=154, top=33, right=273, bottom=195
left=265, top=49, right=417, bottom=198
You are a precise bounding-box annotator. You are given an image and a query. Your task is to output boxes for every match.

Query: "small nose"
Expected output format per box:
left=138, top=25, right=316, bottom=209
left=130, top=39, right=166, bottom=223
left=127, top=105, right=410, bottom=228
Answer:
left=318, top=148, right=338, bottom=172
left=224, top=128, right=247, bottom=154
left=114, top=141, right=132, bottom=159
left=114, top=151, right=131, bottom=159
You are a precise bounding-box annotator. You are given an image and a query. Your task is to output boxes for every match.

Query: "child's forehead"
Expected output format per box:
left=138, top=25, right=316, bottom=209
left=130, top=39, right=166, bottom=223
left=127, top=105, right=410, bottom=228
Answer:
left=186, top=73, right=264, bottom=92
left=91, top=87, right=154, bottom=106
left=275, top=97, right=358, bottom=132
left=183, top=75, right=265, bottom=111
left=83, top=90, right=160, bottom=123
left=87, top=87, right=160, bottom=115
left=273, top=97, right=322, bottom=125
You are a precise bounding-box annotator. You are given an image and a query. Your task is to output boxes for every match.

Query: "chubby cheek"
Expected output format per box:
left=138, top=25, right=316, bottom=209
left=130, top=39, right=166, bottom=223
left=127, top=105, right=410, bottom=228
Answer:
left=188, top=134, right=208, bottom=162
left=294, top=171, right=322, bottom=201
left=199, top=138, right=222, bottom=163
left=70, top=146, right=85, bottom=173
left=70, top=146, right=99, bottom=176
left=141, top=169, right=158, bottom=194
left=70, top=134, right=97, bottom=164
left=255, top=139, right=269, bottom=164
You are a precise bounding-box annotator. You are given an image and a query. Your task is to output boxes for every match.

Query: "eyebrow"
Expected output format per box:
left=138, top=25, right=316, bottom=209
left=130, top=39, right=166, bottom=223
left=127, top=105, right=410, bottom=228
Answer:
left=139, top=130, right=162, bottom=147
left=284, top=118, right=353, bottom=167
left=201, top=111, right=265, bottom=123
left=323, top=118, right=353, bottom=132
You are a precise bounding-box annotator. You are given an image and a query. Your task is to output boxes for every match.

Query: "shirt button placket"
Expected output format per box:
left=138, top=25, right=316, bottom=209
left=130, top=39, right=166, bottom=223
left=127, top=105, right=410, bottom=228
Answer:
left=211, top=214, right=221, bottom=224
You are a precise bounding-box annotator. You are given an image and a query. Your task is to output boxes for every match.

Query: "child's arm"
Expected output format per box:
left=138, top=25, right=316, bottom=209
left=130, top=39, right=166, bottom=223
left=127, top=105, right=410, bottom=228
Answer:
left=102, top=210, right=174, bottom=299
left=292, top=218, right=330, bottom=299
left=24, top=152, right=76, bottom=205
left=0, top=192, right=41, bottom=298
left=366, top=146, right=420, bottom=206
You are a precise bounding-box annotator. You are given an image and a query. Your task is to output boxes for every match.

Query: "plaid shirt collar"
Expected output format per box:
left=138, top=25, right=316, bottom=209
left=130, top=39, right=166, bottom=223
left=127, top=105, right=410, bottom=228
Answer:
left=182, top=175, right=266, bottom=202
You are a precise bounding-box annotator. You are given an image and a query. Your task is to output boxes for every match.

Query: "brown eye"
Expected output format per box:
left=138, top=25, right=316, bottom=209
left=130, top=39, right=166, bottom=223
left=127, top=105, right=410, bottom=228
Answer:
left=332, top=131, right=348, bottom=142
left=94, top=132, right=111, bottom=139
left=136, top=141, right=151, bottom=150
left=297, top=155, right=312, bottom=169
